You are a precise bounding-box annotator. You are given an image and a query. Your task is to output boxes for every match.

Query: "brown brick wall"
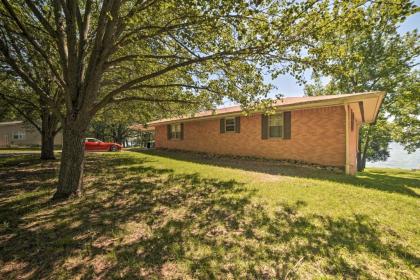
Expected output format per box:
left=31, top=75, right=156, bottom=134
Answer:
left=155, top=106, right=347, bottom=167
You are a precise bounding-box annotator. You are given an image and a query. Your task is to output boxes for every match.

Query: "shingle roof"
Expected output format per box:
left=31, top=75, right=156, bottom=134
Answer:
left=148, top=91, right=385, bottom=125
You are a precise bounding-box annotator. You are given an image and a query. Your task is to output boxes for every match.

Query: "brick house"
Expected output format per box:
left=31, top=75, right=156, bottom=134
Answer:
left=149, top=92, right=385, bottom=175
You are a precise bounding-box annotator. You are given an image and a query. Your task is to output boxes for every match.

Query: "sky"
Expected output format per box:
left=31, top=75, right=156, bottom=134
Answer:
left=266, top=2, right=420, bottom=98
left=258, top=3, right=420, bottom=169
left=368, top=142, right=420, bottom=169
left=220, top=2, right=419, bottom=107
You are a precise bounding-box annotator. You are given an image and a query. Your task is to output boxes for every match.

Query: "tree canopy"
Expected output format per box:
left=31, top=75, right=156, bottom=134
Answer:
left=1, top=0, right=417, bottom=197
left=0, top=56, right=61, bottom=159
left=2, top=0, right=403, bottom=120
left=303, top=0, right=419, bottom=169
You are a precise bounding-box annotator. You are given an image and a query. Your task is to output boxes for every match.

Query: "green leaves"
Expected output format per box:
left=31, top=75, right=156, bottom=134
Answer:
left=2, top=0, right=417, bottom=138
left=303, top=0, right=419, bottom=162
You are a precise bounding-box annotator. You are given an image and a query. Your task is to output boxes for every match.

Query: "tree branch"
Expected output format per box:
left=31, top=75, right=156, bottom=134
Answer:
left=0, top=91, right=42, bottom=132
left=110, top=96, right=199, bottom=105
left=128, top=83, right=222, bottom=95
left=0, top=39, right=65, bottom=120
left=1, top=0, right=65, bottom=88
left=0, top=39, right=51, bottom=102
left=97, top=47, right=259, bottom=110
left=23, top=0, right=56, bottom=37
left=0, top=89, right=41, bottom=112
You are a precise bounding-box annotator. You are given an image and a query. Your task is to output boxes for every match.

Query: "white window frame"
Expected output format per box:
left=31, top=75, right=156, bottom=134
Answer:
left=268, top=113, right=284, bottom=139
left=225, top=117, right=236, bottom=133
left=170, top=123, right=181, bottom=139
left=12, top=131, right=26, bottom=140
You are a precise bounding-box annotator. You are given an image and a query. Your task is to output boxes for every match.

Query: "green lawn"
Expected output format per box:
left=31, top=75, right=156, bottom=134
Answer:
left=0, top=150, right=419, bottom=279
left=0, top=147, right=61, bottom=154
left=0, top=148, right=42, bottom=154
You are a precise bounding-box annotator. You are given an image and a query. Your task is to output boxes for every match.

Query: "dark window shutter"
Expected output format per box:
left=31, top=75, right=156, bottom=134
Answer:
left=261, top=115, right=268, bottom=139
left=235, top=116, right=240, bottom=133
left=167, top=124, right=171, bottom=140
left=220, top=118, right=225, bottom=133
left=180, top=123, right=184, bottom=140
left=283, top=111, right=291, bottom=139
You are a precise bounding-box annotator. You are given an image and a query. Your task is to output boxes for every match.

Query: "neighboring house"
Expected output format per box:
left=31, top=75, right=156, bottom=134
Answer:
left=148, top=91, right=385, bottom=175
left=0, top=121, right=63, bottom=147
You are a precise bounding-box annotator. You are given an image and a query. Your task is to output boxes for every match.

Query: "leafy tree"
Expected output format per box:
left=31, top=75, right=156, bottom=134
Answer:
left=387, top=70, right=420, bottom=152
left=90, top=120, right=131, bottom=145
left=89, top=106, right=148, bottom=145
left=357, top=116, right=394, bottom=170
left=0, top=0, right=402, bottom=199
left=0, top=14, right=63, bottom=159
left=304, top=0, right=419, bottom=171
left=90, top=97, right=195, bottom=145
left=0, top=97, right=15, bottom=121
left=0, top=75, right=61, bottom=159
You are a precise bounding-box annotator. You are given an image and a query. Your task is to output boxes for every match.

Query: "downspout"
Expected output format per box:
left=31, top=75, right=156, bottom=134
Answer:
left=344, top=104, right=350, bottom=175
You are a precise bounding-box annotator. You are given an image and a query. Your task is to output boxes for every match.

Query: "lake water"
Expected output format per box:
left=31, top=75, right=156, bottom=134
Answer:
left=367, top=142, right=420, bottom=169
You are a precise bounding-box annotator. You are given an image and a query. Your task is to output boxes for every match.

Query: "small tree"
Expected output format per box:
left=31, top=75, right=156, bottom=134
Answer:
left=89, top=96, right=197, bottom=145
left=357, top=116, right=393, bottom=170
left=0, top=76, right=61, bottom=159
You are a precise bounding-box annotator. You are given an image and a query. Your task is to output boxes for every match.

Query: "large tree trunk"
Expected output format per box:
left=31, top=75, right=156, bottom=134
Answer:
left=53, top=124, right=85, bottom=200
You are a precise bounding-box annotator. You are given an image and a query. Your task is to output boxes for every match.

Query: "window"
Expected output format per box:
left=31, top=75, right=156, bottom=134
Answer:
left=268, top=113, right=283, bottom=138
left=225, top=117, right=236, bottom=132
left=13, top=131, right=25, bottom=140
left=170, top=124, right=181, bottom=139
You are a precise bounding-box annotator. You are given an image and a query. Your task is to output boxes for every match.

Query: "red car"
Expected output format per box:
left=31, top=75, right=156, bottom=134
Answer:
left=84, top=138, right=122, bottom=152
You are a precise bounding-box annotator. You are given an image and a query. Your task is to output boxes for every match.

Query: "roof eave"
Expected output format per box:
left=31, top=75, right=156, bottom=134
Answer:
left=149, top=91, right=386, bottom=126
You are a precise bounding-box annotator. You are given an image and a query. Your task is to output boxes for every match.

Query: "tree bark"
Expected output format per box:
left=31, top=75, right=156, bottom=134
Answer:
left=40, top=129, right=55, bottom=160
left=357, top=125, right=372, bottom=172
left=357, top=153, right=363, bottom=171
left=40, top=105, right=59, bottom=160
left=53, top=124, right=85, bottom=200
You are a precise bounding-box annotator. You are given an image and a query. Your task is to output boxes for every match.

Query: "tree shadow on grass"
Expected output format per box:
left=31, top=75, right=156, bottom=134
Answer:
left=0, top=153, right=418, bottom=279
left=139, top=149, right=420, bottom=198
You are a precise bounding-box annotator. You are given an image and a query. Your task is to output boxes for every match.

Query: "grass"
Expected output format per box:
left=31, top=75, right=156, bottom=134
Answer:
left=0, top=147, right=42, bottom=150
left=0, top=150, right=419, bottom=279
left=0, top=147, right=62, bottom=155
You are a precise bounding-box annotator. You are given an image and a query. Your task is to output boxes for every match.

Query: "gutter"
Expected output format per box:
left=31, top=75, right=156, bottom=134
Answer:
left=150, top=91, right=385, bottom=126
left=344, top=105, right=350, bottom=175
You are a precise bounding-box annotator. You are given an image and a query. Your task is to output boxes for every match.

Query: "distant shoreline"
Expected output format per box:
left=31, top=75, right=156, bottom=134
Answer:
left=367, top=142, right=420, bottom=169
